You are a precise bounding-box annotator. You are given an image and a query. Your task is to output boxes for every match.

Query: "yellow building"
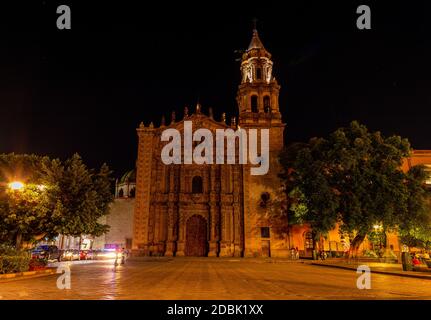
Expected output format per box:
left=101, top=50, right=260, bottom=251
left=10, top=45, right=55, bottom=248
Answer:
left=290, top=150, right=431, bottom=259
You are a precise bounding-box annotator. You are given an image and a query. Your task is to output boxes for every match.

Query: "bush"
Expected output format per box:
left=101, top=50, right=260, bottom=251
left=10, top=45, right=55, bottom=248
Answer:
left=28, top=258, right=48, bottom=271
left=0, top=244, right=31, bottom=274
left=0, top=255, right=30, bottom=274
left=363, top=249, right=378, bottom=258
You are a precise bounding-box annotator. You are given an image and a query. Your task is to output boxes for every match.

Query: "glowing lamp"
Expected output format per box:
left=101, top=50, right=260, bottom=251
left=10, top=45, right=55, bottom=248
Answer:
left=9, top=181, right=25, bottom=191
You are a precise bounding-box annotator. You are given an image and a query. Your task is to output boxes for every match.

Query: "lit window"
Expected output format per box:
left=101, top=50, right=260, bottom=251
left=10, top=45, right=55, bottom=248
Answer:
left=425, top=165, right=431, bottom=185
left=305, top=232, right=314, bottom=249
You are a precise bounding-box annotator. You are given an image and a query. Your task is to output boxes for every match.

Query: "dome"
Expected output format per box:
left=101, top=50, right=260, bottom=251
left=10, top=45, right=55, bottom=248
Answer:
left=119, top=169, right=136, bottom=184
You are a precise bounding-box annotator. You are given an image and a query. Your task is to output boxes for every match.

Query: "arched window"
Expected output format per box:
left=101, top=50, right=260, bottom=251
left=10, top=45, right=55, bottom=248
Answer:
left=129, top=187, right=136, bottom=198
left=263, top=96, right=271, bottom=113
left=251, top=95, right=258, bottom=113
left=192, top=176, right=203, bottom=194
left=118, top=188, right=124, bottom=198
left=256, top=67, right=262, bottom=80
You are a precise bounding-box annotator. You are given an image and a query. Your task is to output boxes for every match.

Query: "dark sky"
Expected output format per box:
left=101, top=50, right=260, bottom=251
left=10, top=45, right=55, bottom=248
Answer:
left=0, top=1, right=430, bottom=177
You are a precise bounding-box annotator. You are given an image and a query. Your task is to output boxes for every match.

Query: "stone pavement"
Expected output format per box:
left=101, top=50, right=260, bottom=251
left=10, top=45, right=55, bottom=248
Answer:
left=308, top=259, right=431, bottom=280
left=0, top=257, right=430, bottom=300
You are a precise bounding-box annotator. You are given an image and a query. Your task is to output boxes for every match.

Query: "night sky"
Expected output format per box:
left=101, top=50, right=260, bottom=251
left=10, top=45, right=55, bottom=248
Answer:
left=0, top=1, right=430, bottom=177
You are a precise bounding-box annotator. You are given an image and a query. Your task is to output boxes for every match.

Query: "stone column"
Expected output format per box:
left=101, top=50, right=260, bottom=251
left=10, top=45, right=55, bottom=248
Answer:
left=233, top=203, right=243, bottom=257
left=165, top=201, right=176, bottom=256
left=208, top=166, right=220, bottom=257
left=219, top=205, right=234, bottom=257
left=208, top=201, right=220, bottom=257
left=233, top=165, right=244, bottom=257
left=176, top=204, right=185, bottom=256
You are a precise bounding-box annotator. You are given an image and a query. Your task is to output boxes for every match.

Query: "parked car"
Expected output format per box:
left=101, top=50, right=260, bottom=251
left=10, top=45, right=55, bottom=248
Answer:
left=80, top=250, right=94, bottom=260
left=62, top=249, right=80, bottom=261
left=31, top=245, right=63, bottom=262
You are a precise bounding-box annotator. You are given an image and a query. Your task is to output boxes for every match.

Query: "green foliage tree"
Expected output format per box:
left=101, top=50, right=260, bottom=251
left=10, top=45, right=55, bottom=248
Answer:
left=398, top=165, right=431, bottom=249
left=278, top=121, right=431, bottom=257
left=41, top=153, right=113, bottom=238
left=0, top=154, right=52, bottom=248
left=0, top=153, right=113, bottom=248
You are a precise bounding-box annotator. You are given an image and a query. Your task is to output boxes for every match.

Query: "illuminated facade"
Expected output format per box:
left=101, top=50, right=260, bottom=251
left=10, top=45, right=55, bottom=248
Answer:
left=132, top=28, right=288, bottom=257
left=131, top=27, right=431, bottom=259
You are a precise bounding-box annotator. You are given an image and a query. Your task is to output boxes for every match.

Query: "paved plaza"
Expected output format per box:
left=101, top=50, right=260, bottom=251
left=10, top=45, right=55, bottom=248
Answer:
left=0, top=258, right=430, bottom=300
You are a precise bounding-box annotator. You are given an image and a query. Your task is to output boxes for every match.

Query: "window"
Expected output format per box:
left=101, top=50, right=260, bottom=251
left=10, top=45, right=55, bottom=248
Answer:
left=118, top=188, right=124, bottom=198
left=261, top=227, right=270, bottom=238
left=425, top=165, right=431, bottom=185
left=256, top=67, right=262, bottom=80
left=305, top=232, right=314, bottom=249
left=129, top=187, right=136, bottom=198
left=192, top=176, right=203, bottom=194
left=263, top=96, right=271, bottom=113
left=260, top=192, right=270, bottom=208
left=251, top=95, right=258, bottom=113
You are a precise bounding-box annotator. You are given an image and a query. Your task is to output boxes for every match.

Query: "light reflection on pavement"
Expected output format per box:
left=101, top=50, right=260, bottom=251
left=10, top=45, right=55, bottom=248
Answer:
left=0, top=258, right=430, bottom=300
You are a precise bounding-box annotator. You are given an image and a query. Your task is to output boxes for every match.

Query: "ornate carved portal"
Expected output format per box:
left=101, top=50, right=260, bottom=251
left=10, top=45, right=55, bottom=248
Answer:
left=185, top=215, right=208, bottom=256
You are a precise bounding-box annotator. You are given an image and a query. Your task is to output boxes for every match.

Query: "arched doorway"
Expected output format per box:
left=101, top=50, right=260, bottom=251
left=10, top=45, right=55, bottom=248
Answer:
left=186, top=215, right=208, bottom=256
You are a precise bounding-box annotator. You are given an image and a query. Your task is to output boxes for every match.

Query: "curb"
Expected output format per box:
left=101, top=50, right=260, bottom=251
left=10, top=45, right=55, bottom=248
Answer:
left=311, top=262, right=431, bottom=280
left=0, top=268, right=56, bottom=282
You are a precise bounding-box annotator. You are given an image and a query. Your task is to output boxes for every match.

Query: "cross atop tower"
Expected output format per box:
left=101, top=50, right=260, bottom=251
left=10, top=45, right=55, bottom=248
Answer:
left=252, top=18, right=258, bottom=30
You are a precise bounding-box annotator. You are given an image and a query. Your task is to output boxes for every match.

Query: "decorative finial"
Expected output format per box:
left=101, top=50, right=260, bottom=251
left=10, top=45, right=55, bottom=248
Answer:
left=184, top=106, right=189, bottom=118
left=221, top=112, right=226, bottom=123
left=149, top=122, right=154, bottom=128
left=231, top=116, right=236, bottom=127
left=139, top=122, right=145, bottom=128
left=161, top=115, right=166, bottom=126
left=171, top=111, right=176, bottom=124
left=196, top=103, right=201, bottom=114
left=208, top=107, right=213, bottom=119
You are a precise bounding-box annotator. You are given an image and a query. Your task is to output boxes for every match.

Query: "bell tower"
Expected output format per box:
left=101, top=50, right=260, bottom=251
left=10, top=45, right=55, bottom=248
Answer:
left=236, top=27, right=285, bottom=151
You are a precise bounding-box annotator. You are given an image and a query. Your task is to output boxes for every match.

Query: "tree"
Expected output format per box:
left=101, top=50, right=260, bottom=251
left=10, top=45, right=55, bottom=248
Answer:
left=277, top=121, right=430, bottom=257
left=42, top=153, right=113, bottom=238
left=398, top=165, right=431, bottom=249
left=0, top=154, right=53, bottom=248
left=0, top=153, right=113, bottom=248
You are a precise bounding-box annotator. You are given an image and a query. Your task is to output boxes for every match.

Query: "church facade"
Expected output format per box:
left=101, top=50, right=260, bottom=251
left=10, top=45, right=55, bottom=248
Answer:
left=132, top=29, right=289, bottom=257
left=131, top=28, right=431, bottom=259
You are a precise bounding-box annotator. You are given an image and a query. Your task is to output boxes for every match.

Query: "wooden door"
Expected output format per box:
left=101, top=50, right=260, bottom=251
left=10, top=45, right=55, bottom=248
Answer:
left=261, top=240, right=271, bottom=257
left=186, top=215, right=207, bottom=256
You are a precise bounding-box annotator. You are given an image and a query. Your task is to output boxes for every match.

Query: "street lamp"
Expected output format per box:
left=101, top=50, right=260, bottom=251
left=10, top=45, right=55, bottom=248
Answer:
left=8, top=181, right=25, bottom=191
